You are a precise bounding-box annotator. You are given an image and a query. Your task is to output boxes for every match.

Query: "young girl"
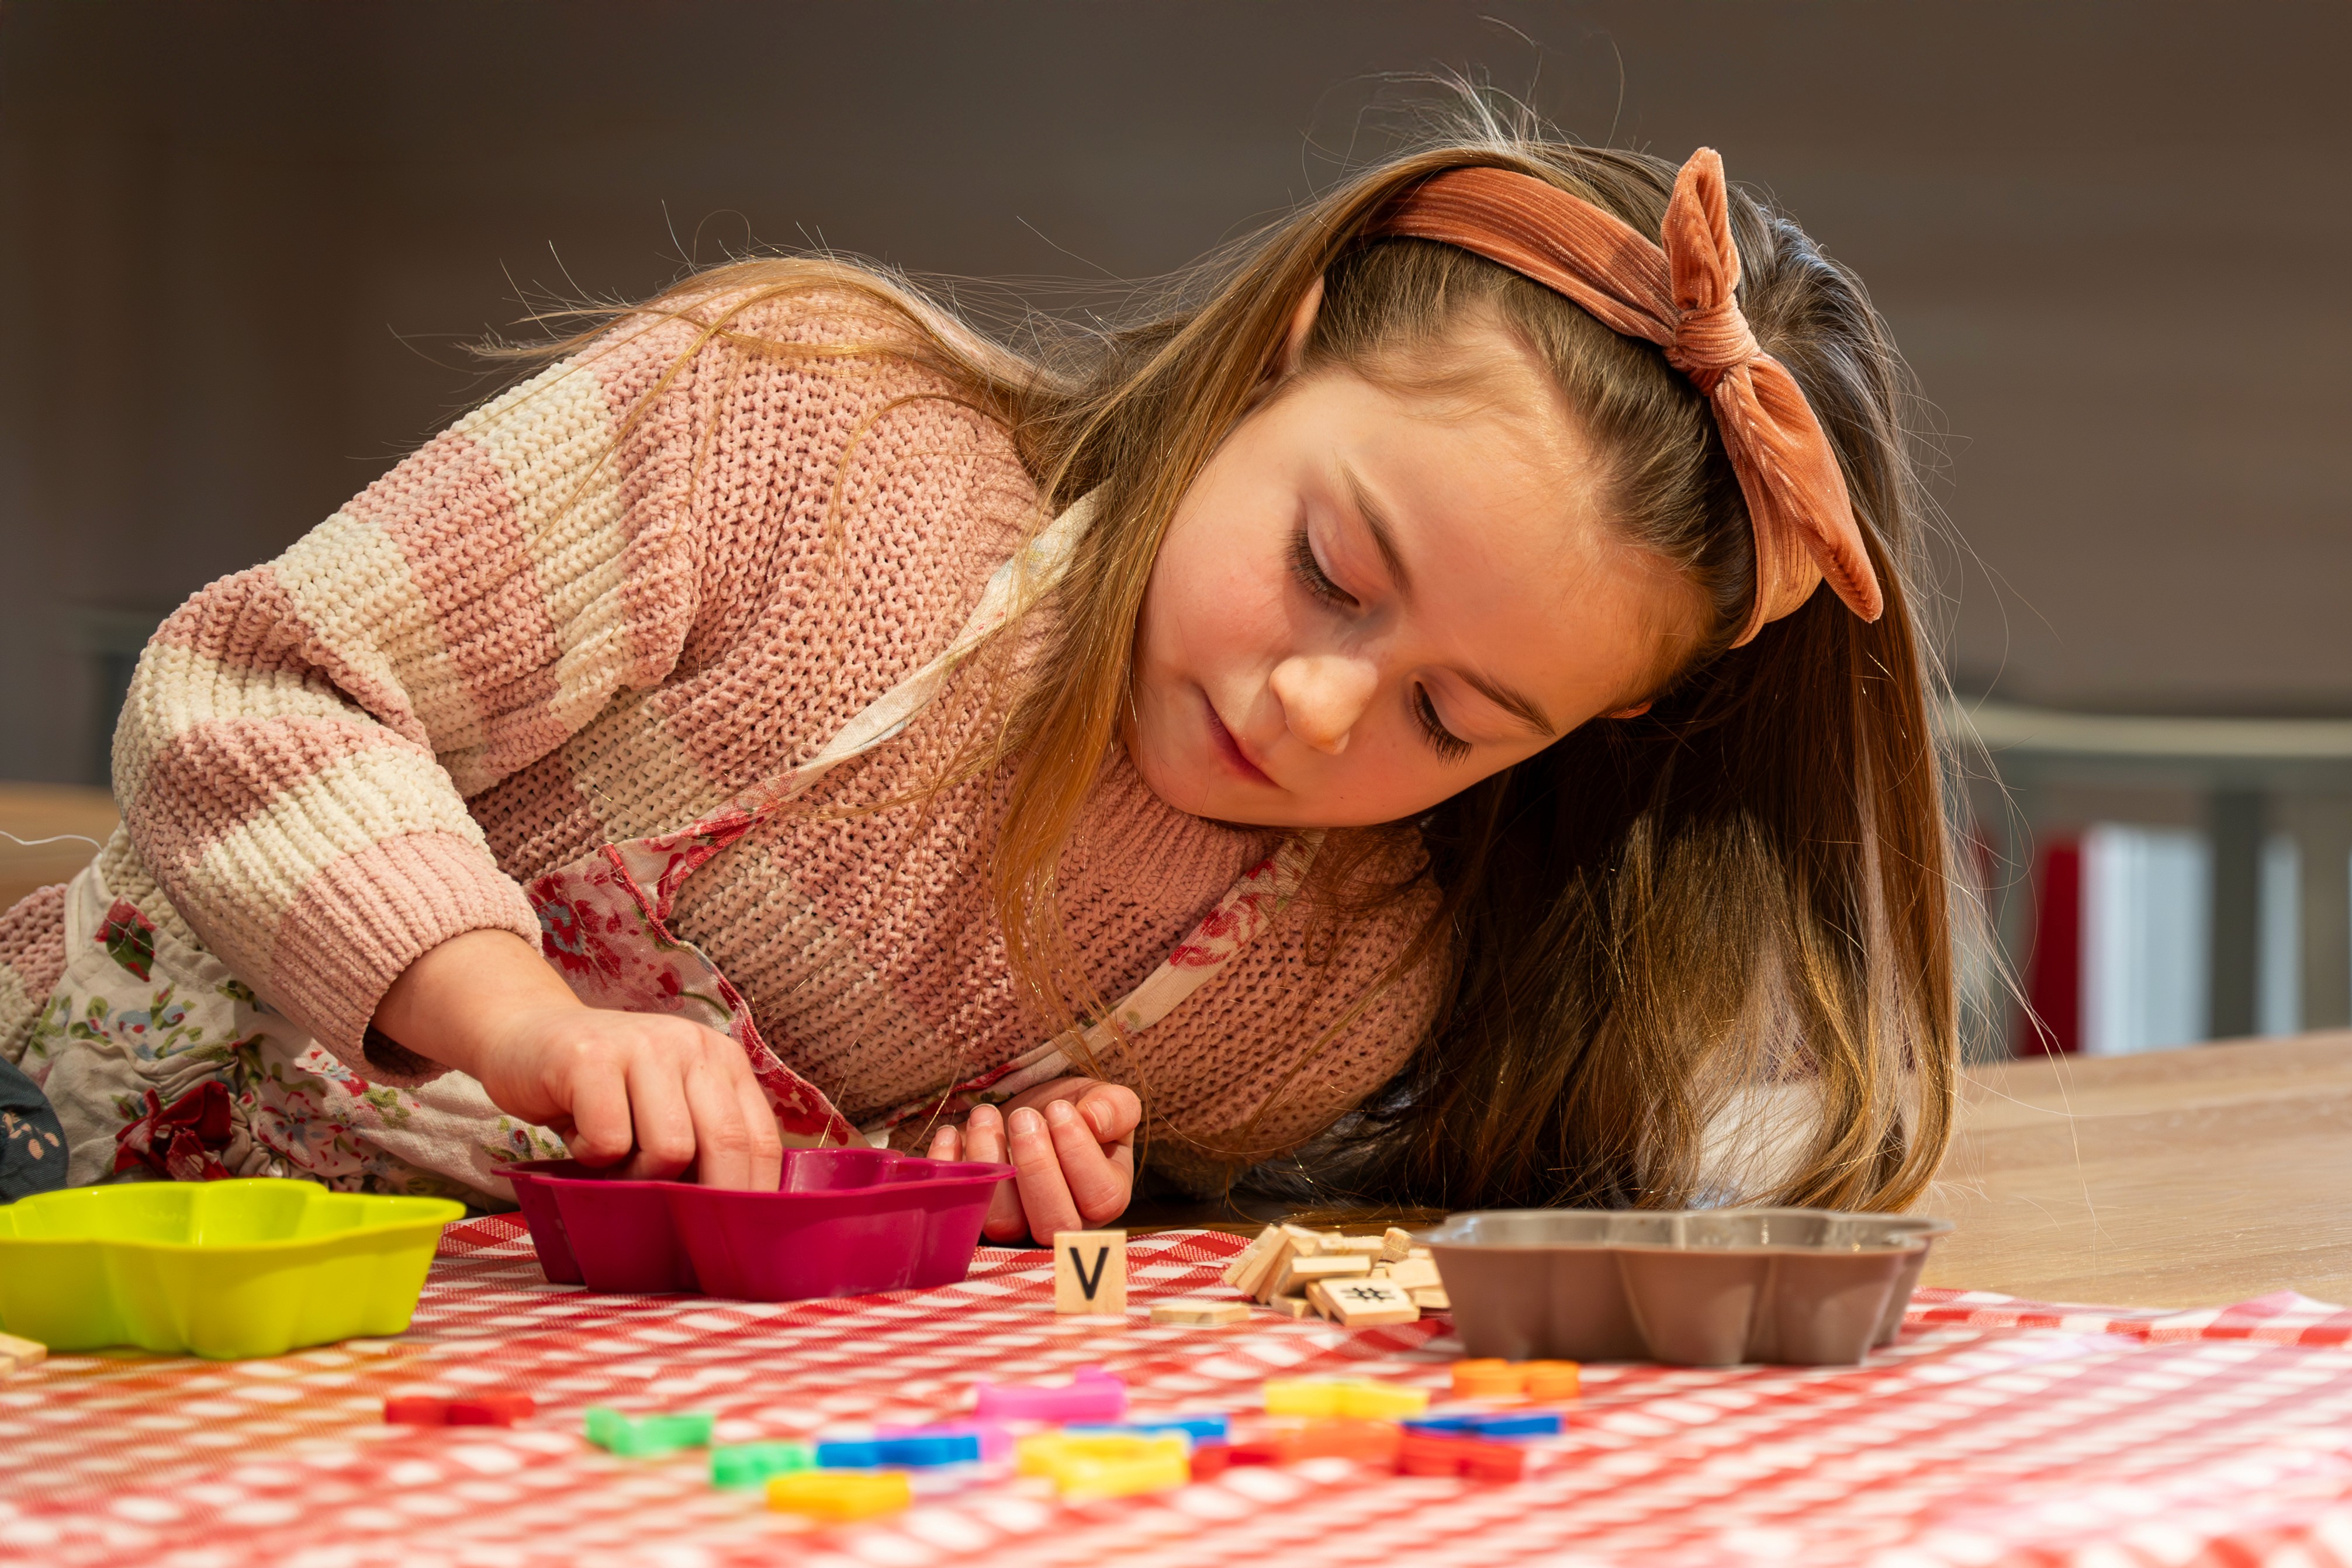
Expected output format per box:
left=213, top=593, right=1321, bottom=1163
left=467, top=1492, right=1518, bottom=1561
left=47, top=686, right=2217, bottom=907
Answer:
left=0, top=108, right=1961, bottom=1242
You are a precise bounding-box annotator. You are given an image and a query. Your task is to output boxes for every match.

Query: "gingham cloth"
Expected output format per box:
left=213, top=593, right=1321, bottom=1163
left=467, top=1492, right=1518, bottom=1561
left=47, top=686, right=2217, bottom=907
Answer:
left=5, top=1219, right=2351, bottom=1568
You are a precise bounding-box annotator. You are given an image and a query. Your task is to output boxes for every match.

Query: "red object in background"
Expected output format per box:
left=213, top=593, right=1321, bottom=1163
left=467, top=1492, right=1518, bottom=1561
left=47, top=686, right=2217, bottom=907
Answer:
left=1396, top=1431, right=1527, bottom=1481
left=2023, top=839, right=2083, bottom=1054
left=447, top=1393, right=535, bottom=1426
left=385, top=1393, right=534, bottom=1428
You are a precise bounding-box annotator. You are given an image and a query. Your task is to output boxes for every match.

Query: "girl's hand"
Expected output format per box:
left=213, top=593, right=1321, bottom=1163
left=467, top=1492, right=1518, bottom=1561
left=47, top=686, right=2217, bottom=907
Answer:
left=466, top=1005, right=783, bottom=1191
left=926, top=1077, right=1140, bottom=1243
left=373, top=928, right=783, bottom=1190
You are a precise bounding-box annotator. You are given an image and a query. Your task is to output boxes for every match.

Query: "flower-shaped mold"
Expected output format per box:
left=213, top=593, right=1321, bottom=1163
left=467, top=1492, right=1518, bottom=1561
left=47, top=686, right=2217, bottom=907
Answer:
left=1423, top=1207, right=1953, bottom=1367
left=504, top=1147, right=1015, bottom=1300
left=0, top=1179, right=463, bottom=1359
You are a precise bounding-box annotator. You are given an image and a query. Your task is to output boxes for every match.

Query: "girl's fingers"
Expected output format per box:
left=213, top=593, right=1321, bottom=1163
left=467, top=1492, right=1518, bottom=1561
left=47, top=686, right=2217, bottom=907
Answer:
left=1076, top=1083, right=1142, bottom=1144
left=963, top=1105, right=1028, bottom=1241
left=962, top=1103, right=1006, bottom=1162
left=1046, top=1098, right=1132, bottom=1225
left=734, top=1075, right=783, bottom=1193
left=681, top=1053, right=755, bottom=1190
left=563, top=1055, right=634, bottom=1168
left=620, top=1050, right=697, bottom=1180
left=1005, top=1105, right=1082, bottom=1240
left=926, top=1123, right=962, bottom=1161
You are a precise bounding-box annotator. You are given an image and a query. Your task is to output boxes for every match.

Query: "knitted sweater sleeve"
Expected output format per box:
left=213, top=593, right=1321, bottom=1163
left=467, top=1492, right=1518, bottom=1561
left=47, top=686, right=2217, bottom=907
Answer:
left=112, top=306, right=773, bottom=1079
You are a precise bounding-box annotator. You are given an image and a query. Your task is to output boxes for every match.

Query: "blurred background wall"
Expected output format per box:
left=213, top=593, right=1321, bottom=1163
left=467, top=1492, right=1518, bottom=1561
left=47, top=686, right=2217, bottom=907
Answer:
left=2, top=0, right=2347, bottom=1055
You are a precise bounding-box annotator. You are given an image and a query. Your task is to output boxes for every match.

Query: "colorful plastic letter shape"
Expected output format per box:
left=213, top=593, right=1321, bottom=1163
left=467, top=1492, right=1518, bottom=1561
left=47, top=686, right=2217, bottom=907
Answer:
left=447, top=1393, right=534, bottom=1427
left=1449, top=1358, right=1580, bottom=1401
left=1053, top=1449, right=1189, bottom=1501
left=816, top=1432, right=979, bottom=1468
left=1404, top=1410, right=1563, bottom=1439
left=1286, top=1418, right=1403, bottom=1462
left=1067, top=1413, right=1229, bottom=1444
left=972, top=1363, right=1128, bottom=1422
left=584, top=1407, right=715, bottom=1457
left=1397, top=1430, right=1527, bottom=1481
left=1264, top=1378, right=1430, bottom=1420
left=1017, top=1432, right=1190, bottom=1499
left=767, top=1470, right=912, bottom=1521
left=711, top=1442, right=814, bottom=1488
left=877, top=1420, right=1013, bottom=1462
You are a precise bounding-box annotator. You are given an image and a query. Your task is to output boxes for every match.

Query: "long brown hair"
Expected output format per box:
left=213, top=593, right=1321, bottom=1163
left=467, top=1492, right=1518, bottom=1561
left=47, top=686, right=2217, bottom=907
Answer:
left=512, top=93, right=1966, bottom=1213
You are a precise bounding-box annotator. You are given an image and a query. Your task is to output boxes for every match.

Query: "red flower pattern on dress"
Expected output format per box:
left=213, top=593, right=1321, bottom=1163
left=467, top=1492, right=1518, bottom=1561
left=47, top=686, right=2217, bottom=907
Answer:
left=113, top=1080, right=235, bottom=1182
left=98, top=898, right=157, bottom=981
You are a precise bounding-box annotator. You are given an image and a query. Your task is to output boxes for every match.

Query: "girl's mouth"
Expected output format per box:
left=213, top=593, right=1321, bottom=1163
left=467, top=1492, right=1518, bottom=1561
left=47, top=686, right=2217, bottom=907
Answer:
left=1203, top=694, right=1277, bottom=787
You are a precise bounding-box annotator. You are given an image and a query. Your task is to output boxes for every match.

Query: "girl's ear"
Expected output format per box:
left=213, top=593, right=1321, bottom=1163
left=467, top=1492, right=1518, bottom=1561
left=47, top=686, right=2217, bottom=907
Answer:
left=1275, top=276, right=1326, bottom=379
left=1604, top=700, right=1654, bottom=719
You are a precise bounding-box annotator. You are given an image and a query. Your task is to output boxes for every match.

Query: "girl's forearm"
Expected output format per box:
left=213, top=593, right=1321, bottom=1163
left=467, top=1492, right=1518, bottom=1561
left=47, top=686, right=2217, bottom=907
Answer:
left=372, top=928, right=585, bottom=1077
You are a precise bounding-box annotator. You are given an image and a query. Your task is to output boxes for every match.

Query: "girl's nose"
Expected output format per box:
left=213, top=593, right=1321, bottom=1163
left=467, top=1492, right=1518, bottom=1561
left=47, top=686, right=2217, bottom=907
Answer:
left=1268, top=654, right=1380, bottom=756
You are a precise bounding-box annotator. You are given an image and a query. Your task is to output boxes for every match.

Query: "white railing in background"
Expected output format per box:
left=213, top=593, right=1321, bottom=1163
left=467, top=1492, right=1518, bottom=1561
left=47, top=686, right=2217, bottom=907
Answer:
left=1962, top=701, right=2352, bottom=763
left=1953, top=700, right=2352, bottom=1058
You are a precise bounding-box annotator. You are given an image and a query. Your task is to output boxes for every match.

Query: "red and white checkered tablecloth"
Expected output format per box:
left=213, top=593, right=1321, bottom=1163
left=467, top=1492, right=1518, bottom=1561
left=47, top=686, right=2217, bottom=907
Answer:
left=6, top=1217, right=2352, bottom=1568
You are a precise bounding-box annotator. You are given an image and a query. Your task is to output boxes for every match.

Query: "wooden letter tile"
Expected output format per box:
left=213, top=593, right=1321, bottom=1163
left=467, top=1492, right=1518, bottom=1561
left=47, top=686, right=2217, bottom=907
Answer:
left=1053, top=1230, right=1127, bottom=1315
left=1385, top=1256, right=1441, bottom=1290
left=1220, top=1225, right=1282, bottom=1293
left=1279, top=1223, right=1329, bottom=1257
left=1316, top=1277, right=1420, bottom=1327
left=1149, top=1298, right=1250, bottom=1327
left=1267, top=1251, right=1372, bottom=1300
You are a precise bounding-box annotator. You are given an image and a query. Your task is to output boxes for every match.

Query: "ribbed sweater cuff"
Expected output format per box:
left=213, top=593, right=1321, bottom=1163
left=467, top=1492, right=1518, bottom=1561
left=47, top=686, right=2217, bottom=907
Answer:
left=264, top=831, right=541, bottom=1086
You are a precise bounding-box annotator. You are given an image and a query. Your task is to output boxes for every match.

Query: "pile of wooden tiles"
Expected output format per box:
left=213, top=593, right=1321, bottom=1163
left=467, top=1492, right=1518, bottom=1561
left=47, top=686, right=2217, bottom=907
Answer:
left=1219, top=1223, right=1447, bottom=1325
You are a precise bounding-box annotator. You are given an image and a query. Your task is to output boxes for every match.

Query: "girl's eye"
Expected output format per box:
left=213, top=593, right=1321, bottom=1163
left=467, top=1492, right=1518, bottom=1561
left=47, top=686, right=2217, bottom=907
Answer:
left=1413, top=685, right=1472, bottom=763
left=1289, top=527, right=1358, bottom=610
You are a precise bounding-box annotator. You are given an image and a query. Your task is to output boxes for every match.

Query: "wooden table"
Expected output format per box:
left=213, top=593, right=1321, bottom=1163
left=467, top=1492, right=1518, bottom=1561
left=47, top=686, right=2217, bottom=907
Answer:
left=0, top=780, right=116, bottom=911
left=1132, top=1033, right=2352, bottom=1313
left=1924, top=1032, right=2352, bottom=1309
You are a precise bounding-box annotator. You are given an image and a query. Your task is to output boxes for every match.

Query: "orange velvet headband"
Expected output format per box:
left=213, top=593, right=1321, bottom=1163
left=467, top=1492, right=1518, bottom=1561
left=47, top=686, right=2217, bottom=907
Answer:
left=1370, top=149, right=1884, bottom=646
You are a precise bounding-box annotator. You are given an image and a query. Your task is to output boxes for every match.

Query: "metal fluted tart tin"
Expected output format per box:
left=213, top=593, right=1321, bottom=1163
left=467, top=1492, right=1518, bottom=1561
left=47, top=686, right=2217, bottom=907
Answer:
left=1422, top=1207, right=1953, bottom=1367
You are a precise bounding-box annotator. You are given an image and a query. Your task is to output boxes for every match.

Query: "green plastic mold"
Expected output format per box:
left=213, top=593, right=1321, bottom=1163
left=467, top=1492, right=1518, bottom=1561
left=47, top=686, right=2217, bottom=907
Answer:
left=0, top=1178, right=464, bottom=1359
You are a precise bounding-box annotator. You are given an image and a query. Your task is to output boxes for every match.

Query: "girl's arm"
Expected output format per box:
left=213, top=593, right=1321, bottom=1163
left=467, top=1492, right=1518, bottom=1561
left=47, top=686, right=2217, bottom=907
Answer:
left=375, top=929, right=779, bottom=1189
left=112, top=304, right=812, bottom=1183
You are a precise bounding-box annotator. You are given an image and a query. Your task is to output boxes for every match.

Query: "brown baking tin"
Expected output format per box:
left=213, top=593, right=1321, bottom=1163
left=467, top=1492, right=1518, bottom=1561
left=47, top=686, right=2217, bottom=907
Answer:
left=1424, top=1207, right=1953, bottom=1368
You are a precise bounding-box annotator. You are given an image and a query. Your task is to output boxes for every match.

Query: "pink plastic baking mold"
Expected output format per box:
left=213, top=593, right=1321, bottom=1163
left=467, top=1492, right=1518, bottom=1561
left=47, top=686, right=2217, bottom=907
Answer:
left=504, top=1147, right=1015, bottom=1301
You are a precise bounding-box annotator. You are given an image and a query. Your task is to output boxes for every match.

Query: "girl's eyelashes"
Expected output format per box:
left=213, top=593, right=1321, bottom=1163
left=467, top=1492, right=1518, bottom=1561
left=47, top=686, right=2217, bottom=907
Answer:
left=1413, top=685, right=1472, bottom=763
left=1292, top=524, right=1468, bottom=763
left=1288, top=526, right=1358, bottom=610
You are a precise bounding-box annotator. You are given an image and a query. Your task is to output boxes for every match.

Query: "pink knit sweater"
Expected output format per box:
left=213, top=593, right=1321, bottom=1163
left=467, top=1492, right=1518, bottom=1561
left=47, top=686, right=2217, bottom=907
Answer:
left=0, top=289, right=1441, bottom=1181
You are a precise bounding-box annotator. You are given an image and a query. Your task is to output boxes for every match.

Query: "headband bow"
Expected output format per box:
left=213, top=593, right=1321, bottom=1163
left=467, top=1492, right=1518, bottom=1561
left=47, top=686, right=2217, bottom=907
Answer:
left=1371, top=148, right=1883, bottom=646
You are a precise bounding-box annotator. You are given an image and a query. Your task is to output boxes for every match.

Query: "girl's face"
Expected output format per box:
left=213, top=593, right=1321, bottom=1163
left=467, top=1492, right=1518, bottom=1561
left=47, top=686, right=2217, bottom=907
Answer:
left=1127, top=303, right=1706, bottom=830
